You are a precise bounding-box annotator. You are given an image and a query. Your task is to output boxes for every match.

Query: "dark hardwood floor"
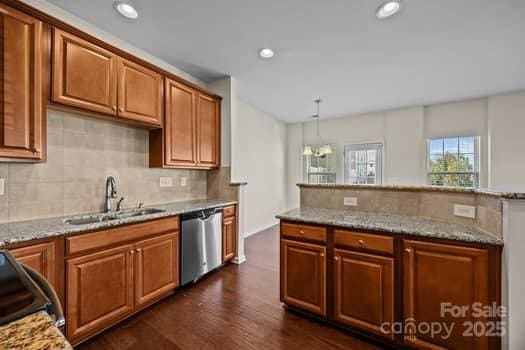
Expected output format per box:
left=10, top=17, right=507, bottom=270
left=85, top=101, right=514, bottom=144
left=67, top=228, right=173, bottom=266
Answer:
left=77, top=225, right=385, bottom=350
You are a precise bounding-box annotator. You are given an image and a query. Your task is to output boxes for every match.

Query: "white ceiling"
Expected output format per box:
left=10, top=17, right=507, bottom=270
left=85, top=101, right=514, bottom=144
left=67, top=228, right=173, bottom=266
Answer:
left=46, top=0, right=525, bottom=123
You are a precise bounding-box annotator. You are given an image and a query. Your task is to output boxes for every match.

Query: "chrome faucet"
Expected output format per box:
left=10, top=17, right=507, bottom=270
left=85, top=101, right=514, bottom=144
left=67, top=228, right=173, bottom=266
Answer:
left=105, top=176, right=118, bottom=212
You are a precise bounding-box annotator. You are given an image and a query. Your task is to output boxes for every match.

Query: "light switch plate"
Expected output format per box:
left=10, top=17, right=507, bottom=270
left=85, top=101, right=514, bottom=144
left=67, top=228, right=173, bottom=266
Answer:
left=180, top=177, right=187, bottom=187
left=344, top=197, right=358, bottom=206
left=159, top=177, right=173, bottom=188
left=454, top=204, right=476, bottom=219
left=0, top=178, right=4, bottom=196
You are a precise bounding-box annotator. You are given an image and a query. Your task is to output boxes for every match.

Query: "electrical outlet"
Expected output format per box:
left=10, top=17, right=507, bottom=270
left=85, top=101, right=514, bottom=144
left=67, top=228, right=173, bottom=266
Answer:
left=454, top=204, right=476, bottom=219
left=344, top=197, right=358, bottom=206
left=180, top=177, right=187, bottom=187
left=0, top=178, right=4, bottom=196
left=159, top=177, right=173, bottom=188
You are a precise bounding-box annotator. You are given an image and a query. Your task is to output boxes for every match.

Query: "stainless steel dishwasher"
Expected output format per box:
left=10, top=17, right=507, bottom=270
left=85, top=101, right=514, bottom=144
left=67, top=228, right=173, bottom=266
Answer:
left=180, top=207, right=223, bottom=286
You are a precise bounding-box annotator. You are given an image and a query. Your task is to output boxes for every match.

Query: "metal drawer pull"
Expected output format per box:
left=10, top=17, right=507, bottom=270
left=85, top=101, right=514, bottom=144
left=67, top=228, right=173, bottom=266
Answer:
left=136, top=248, right=142, bottom=253
left=405, top=248, right=411, bottom=254
left=358, top=239, right=365, bottom=246
left=320, top=253, right=325, bottom=257
left=334, top=256, right=340, bottom=261
left=299, top=230, right=305, bottom=235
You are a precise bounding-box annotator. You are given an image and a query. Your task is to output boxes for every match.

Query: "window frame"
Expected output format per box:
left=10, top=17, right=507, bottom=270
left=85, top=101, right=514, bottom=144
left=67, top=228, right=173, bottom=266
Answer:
left=426, top=135, right=480, bottom=188
left=343, top=142, right=384, bottom=185
left=304, top=143, right=337, bottom=184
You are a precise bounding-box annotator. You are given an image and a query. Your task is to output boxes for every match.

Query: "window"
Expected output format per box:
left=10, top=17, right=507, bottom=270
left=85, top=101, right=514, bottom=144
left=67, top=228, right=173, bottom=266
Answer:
left=304, top=144, right=336, bottom=184
left=427, top=136, right=480, bottom=188
left=344, top=143, right=383, bottom=185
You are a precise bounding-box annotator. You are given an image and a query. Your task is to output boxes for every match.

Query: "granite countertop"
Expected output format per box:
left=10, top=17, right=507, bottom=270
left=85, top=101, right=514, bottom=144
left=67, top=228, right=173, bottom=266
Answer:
left=297, top=183, right=525, bottom=199
left=276, top=207, right=503, bottom=246
left=0, top=311, right=72, bottom=350
left=0, top=199, right=237, bottom=247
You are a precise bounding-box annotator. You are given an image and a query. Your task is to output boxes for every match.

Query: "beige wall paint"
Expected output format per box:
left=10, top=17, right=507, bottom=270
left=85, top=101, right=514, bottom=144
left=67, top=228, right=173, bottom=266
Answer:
left=235, top=100, right=288, bottom=236
left=488, top=91, right=525, bottom=192
left=0, top=108, right=207, bottom=223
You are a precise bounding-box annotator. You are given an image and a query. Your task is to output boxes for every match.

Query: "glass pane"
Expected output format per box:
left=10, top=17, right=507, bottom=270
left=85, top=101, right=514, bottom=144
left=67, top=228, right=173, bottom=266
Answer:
left=367, top=150, right=376, bottom=163
left=429, top=154, right=444, bottom=171
left=429, top=139, right=444, bottom=154
left=444, top=154, right=458, bottom=171
left=356, top=150, right=366, bottom=164
left=459, top=137, right=475, bottom=153
left=444, top=137, right=459, bottom=154
left=458, top=153, right=475, bottom=171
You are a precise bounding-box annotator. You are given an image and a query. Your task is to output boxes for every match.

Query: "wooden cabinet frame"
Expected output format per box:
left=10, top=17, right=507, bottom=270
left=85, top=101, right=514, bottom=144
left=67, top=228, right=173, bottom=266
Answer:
left=279, top=220, right=502, bottom=350
left=0, top=3, right=47, bottom=160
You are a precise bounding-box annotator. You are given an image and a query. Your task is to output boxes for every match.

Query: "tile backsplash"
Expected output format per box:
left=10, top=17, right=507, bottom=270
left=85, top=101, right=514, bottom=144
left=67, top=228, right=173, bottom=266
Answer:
left=0, top=108, right=207, bottom=223
left=300, top=186, right=503, bottom=238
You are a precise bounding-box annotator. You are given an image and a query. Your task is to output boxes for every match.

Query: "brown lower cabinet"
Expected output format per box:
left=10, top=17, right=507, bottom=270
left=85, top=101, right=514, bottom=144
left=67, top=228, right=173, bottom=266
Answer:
left=403, top=240, right=490, bottom=350
left=334, top=249, right=394, bottom=340
left=281, top=239, right=326, bottom=316
left=222, top=205, right=237, bottom=262
left=279, top=221, right=501, bottom=350
left=65, top=218, right=180, bottom=344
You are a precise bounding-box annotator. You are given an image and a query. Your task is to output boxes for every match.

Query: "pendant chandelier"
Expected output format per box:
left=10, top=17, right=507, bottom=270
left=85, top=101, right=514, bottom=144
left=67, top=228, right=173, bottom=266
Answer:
left=303, top=99, right=332, bottom=157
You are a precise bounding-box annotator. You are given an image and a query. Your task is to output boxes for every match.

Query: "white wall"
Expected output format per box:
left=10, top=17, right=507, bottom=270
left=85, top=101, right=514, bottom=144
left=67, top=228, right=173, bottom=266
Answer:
left=235, top=100, right=288, bottom=236
left=287, top=91, right=525, bottom=208
left=488, top=91, right=525, bottom=192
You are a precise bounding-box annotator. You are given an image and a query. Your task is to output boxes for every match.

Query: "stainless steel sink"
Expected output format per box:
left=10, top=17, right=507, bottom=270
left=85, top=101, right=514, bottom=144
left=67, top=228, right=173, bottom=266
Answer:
left=64, top=208, right=165, bottom=225
left=115, top=208, right=165, bottom=219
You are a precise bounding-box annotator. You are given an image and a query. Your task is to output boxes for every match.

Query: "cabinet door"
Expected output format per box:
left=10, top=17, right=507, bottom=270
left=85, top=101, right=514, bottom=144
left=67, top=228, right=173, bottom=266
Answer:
left=52, top=28, right=117, bottom=115
left=164, top=78, right=197, bottom=167
left=0, top=4, right=44, bottom=160
left=281, top=239, right=326, bottom=316
left=403, top=240, right=489, bottom=350
left=66, top=244, right=134, bottom=342
left=117, top=58, right=163, bottom=126
left=334, top=249, right=394, bottom=340
left=222, top=215, right=236, bottom=262
left=134, top=233, right=178, bottom=308
left=9, top=241, right=57, bottom=292
left=196, top=93, right=220, bottom=167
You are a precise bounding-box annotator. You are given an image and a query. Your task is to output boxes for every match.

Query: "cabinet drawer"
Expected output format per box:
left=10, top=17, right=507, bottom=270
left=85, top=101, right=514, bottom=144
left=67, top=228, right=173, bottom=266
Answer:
left=223, top=205, right=236, bottom=218
left=334, top=230, right=393, bottom=255
left=66, top=216, right=179, bottom=256
left=281, top=223, right=327, bottom=243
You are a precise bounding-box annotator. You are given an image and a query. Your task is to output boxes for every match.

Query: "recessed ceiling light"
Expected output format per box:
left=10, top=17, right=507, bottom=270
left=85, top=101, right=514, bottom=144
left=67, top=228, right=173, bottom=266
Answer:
left=376, top=1, right=401, bottom=19
left=113, top=1, right=139, bottom=20
left=259, top=48, right=275, bottom=59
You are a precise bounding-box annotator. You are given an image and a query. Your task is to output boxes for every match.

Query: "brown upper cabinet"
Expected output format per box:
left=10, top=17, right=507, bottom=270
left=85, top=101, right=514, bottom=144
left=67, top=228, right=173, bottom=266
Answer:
left=117, top=57, right=163, bottom=126
left=52, top=29, right=162, bottom=127
left=196, top=93, right=220, bottom=167
left=0, top=3, right=45, bottom=160
left=150, top=78, right=220, bottom=169
left=52, top=28, right=117, bottom=115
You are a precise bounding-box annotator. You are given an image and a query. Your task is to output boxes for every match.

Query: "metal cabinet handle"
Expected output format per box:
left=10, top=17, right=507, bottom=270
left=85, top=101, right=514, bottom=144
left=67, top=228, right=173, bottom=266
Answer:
left=358, top=239, right=365, bottom=246
left=299, top=230, right=305, bottom=235
left=334, top=256, right=340, bottom=261
left=320, top=253, right=325, bottom=257
left=405, top=248, right=412, bottom=254
left=129, top=250, right=135, bottom=255
left=136, top=248, right=142, bottom=253
left=119, top=107, right=124, bottom=112
left=112, top=105, right=117, bottom=110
